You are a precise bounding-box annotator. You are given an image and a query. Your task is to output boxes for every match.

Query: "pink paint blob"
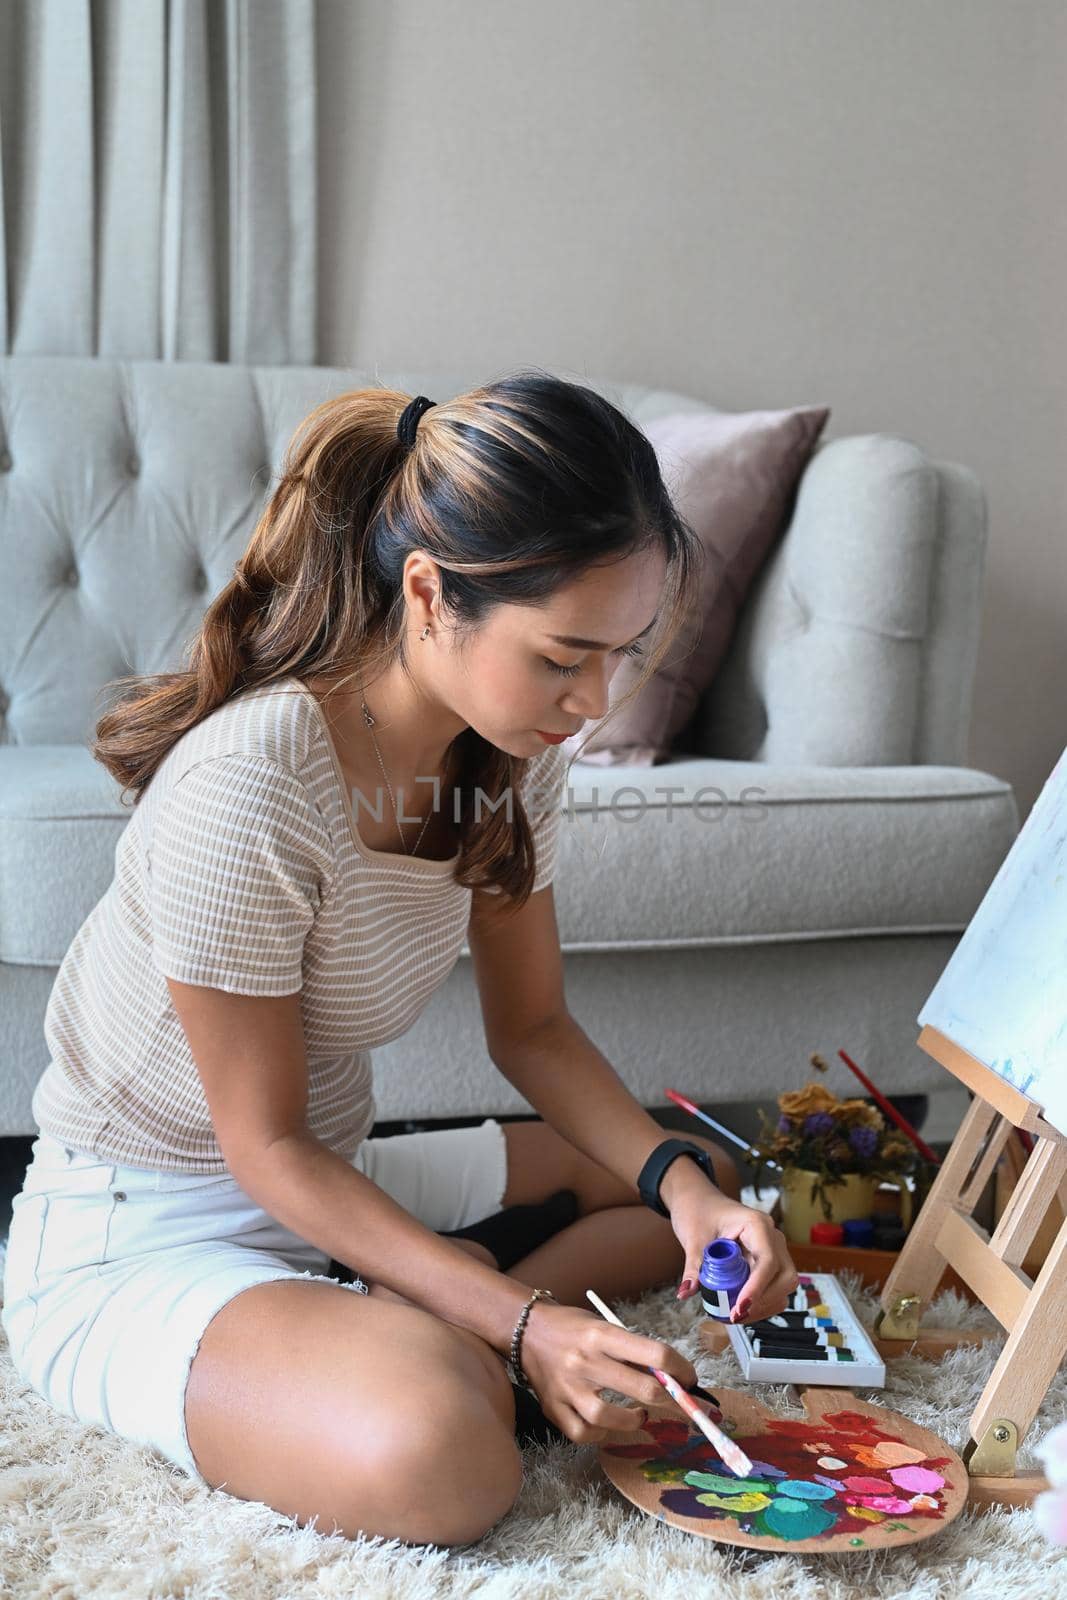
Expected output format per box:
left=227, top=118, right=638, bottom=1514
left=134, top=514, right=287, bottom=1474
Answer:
left=844, top=1475, right=896, bottom=1494
left=888, top=1465, right=944, bottom=1494
left=857, top=1494, right=915, bottom=1515
left=1034, top=1486, right=1067, bottom=1546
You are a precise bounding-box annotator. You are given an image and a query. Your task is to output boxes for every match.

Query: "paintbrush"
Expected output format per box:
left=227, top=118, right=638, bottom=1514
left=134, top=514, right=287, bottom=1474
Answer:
left=584, top=1287, right=754, bottom=1477
left=664, top=1088, right=783, bottom=1175
left=836, top=1049, right=941, bottom=1166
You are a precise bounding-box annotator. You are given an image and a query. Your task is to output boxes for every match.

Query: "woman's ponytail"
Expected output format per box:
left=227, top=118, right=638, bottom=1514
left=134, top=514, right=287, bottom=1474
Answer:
left=92, top=370, right=700, bottom=901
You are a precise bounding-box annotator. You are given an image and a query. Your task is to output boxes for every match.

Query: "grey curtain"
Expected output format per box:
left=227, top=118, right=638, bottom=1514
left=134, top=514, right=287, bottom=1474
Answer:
left=0, top=0, right=317, bottom=363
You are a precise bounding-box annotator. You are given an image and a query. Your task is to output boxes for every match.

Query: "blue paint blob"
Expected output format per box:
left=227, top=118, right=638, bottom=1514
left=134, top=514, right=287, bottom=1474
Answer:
left=660, top=1487, right=721, bottom=1521
left=771, top=1496, right=813, bottom=1514
left=776, top=1479, right=837, bottom=1501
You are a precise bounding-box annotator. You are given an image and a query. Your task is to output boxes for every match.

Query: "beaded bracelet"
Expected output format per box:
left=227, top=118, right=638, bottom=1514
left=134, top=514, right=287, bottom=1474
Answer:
left=504, top=1287, right=558, bottom=1395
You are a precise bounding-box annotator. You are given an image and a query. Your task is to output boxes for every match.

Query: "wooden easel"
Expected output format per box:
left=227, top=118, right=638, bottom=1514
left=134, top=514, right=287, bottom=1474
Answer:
left=873, top=1022, right=1067, bottom=1509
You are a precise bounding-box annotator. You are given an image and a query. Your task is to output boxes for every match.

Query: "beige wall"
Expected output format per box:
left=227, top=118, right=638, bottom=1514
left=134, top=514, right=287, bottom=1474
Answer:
left=316, top=0, right=1066, bottom=822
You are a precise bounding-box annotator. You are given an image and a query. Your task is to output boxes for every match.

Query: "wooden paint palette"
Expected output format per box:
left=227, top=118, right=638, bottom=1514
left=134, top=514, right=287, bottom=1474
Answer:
left=598, top=1386, right=967, bottom=1552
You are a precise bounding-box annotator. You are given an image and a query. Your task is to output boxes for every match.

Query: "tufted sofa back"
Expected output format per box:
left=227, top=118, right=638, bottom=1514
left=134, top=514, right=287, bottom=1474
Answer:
left=0, top=356, right=986, bottom=765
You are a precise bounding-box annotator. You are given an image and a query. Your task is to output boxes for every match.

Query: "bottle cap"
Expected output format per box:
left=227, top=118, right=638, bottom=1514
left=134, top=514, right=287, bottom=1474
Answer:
left=809, top=1221, right=845, bottom=1246
left=872, top=1222, right=906, bottom=1251
left=842, top=1217, right=875, bottom=1246
left=698, top=1236, right=751, bottom=1320
left=871, top=1210, right=906, bottom=1235
left=698, top=1237, right=750, bottom=1290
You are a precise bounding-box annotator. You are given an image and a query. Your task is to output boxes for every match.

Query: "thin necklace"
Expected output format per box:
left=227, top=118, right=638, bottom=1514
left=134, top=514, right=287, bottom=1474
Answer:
left=358, top=681, right=435, bottom=857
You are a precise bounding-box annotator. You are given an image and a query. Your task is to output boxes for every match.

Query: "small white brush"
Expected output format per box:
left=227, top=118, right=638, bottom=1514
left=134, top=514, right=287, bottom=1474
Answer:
left=584, top=1288, right=753, bottom=1478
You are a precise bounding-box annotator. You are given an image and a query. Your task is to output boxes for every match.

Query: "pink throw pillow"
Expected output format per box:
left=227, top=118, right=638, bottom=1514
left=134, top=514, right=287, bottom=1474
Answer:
left=564, top=403, right=830, bottom=766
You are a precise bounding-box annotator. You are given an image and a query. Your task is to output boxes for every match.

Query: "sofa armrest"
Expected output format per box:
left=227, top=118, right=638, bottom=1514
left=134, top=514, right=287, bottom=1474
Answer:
left=690, top=434, right=988, bottom=767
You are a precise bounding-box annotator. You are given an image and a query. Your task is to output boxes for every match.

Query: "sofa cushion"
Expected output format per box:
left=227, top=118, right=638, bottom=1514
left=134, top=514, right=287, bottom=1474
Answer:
left=565, top=403, right=830, bottom=766
left=2, top=746, right=1018, bottom=966
left=542, top=757, right=1018, bottom=950
left=0, top=747, right=131, bottom=965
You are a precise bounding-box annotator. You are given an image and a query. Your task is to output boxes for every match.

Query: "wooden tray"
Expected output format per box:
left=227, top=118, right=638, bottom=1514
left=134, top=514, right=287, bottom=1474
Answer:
left=786, top=1241, right=976, bottom=1301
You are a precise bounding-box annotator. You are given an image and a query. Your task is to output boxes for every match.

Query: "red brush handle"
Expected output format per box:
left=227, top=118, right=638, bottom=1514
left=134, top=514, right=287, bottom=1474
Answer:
left=838, top=1049, right=941, bottom=1166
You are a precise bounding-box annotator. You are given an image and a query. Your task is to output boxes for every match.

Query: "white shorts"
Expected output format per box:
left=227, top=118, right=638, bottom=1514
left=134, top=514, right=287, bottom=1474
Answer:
left=1, top=1120, right=508, bottom=1485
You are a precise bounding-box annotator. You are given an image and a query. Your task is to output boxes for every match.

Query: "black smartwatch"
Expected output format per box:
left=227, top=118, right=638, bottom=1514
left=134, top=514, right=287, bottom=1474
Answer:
left=637, top=1138, right=716, bottom=1218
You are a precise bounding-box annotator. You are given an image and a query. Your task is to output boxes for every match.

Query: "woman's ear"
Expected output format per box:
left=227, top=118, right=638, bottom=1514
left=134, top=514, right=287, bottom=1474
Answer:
left=401, top=550, right=442, bottom=630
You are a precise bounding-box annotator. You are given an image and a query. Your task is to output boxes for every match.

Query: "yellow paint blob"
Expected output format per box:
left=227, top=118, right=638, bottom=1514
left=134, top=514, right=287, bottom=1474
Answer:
left=695, top=1491, right=773, bottom=1514
left=850, top=1505, right=887, bottom=1523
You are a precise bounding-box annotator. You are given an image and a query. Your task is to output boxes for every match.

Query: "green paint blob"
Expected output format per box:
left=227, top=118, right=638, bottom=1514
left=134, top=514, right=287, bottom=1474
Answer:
left=762, top=1498, right=837, bottom=1541
left=849, top=1537, right=865, bottom=1546
left=644, top=1463, right=690, bottom=1483
left=684, top=1470, right=772, bottom=1495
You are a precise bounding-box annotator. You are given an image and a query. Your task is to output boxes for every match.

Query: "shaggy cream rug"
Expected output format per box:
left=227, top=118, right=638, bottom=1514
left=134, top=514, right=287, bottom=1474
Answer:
left=2, top=1248, right=1065, bottom=1600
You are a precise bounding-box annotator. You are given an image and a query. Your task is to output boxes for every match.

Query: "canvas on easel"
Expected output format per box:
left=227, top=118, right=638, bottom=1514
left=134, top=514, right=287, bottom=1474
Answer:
left=875, top=742, right=1067, bottom=1508
left=917, top=743, right=1067, bottom=1132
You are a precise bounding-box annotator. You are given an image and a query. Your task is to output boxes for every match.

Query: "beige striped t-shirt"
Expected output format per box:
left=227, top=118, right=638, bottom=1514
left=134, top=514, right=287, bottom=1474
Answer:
left=31, top=677, right=569, bottom=1173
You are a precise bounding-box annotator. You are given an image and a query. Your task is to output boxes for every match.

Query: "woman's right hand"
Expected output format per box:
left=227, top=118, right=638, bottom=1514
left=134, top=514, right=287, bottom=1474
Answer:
left=516, top=1299, right=700, bottom=1445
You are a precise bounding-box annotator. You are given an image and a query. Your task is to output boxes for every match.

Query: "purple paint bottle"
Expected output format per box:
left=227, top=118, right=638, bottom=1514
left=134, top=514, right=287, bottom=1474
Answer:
left=698, top=1237, right=750, bottom=1320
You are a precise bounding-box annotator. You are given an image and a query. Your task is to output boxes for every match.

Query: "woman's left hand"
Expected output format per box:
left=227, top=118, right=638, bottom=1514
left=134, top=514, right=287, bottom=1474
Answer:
left=670, top=1190, right=799, bottom=1323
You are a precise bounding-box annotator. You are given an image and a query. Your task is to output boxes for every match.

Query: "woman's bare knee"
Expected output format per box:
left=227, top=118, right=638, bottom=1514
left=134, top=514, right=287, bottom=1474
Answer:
left=367, top=1379, right=524, bottom=1546
left=184, top=1279, right=522, bottom=1547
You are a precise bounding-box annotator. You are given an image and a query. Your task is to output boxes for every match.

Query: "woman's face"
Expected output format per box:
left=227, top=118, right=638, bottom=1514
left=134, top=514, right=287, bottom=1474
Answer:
left=439, top=544, right=666, bottom=758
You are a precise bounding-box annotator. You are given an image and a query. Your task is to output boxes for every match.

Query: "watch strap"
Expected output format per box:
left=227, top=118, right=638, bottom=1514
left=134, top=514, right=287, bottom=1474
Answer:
left=637, top=1138, right=714, bottom=1218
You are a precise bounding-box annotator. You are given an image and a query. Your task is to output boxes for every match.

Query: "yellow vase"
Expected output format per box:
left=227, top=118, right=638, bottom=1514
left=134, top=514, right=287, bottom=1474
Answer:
left=779, top=1168, right=912, bottom=1245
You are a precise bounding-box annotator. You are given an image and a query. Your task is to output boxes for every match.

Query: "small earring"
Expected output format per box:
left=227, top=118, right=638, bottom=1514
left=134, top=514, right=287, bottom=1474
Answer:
left=420, top=625, right=431, bottom=640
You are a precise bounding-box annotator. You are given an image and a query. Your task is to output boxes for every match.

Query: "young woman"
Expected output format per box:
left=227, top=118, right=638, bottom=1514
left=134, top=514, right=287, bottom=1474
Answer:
left=2, top=372, right=797, bottom=1548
